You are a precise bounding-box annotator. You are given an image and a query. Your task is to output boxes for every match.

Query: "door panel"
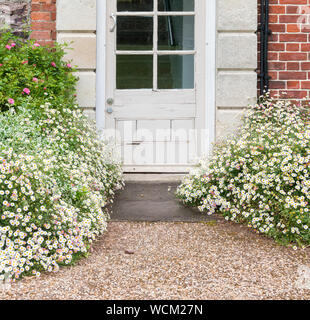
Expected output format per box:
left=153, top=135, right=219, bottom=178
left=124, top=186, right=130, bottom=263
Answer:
left=105, top=0, right=205, bottom=172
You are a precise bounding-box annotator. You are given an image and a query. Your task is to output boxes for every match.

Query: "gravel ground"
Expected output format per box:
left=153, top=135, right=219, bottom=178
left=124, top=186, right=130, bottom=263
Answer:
left=1, top=219, right=310, bottom=300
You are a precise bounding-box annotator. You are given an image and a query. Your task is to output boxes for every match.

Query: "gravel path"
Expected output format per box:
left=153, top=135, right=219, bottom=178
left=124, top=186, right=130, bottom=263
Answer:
left=2, top=219, right=310, bottom=300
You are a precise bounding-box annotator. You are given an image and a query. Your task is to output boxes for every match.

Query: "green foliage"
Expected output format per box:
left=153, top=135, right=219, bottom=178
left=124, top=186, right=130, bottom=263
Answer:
left=0, top=30, right=78, bottom=112
left=177, top=99, right=310, bottom=247
left=0, top=30, right=124, bottom=280
left=0, top=104, right=123, bottom=280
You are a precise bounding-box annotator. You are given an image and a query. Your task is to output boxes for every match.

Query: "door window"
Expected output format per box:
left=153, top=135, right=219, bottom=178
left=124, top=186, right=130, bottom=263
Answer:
left=116, top=0, right=195, bottom=90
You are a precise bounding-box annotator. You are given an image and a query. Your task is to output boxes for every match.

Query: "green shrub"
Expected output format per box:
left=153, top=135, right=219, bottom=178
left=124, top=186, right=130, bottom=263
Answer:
left=176, top=99, right=310, bottom=247
left=0, top=104, right=123, bottom=280
left=0, top=30, right=78, bottom=112
left=0, top=30, right=124, bottom=280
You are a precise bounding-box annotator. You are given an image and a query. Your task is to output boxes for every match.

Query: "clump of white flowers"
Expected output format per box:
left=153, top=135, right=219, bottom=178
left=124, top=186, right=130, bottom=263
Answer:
left=177, top=99, right=310, bottom=247
left=0, top=104, right=123, bottom=280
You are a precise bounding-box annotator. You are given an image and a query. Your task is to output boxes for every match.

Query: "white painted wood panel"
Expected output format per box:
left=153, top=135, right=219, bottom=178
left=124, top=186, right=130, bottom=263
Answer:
left=137, top=120, right=171, bottom=142
left=114, top=90, right=195, bottom=105
left=112, top=104, right=196, bottom=119
left=122, top=141, right=193, bottom=166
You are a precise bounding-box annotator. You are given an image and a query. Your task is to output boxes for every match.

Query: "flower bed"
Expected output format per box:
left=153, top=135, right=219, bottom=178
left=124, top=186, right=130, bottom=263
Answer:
left=176, top=99, right=310, bottom=247
left=0, top=31, right=123, bottom=280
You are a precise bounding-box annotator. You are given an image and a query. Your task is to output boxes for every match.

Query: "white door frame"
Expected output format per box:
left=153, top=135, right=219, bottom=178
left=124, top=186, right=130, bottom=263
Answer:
left=96, top=0, right=216, bottom=157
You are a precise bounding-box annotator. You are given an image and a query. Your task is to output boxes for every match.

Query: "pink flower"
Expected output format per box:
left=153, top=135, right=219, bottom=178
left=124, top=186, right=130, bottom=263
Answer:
left=43, top=87, right=47, bottom=90
left=0, top=64, right=3, bottom=67
left=22, top=60, right=28, bottom=64
left=11, top=43, right=16, bottom=47
left=66, top=63, right=72, bottom=68
left=33, top=43, right=40, bottom=47
left=23, top=88, right=30, bottom=95
left=51, top=62, right=56, bottom=67
left=5, top=45, right=11, bottom=50
left=8, top=99, right=14, bottom=105
left=32, top=77, right=38, bottom=82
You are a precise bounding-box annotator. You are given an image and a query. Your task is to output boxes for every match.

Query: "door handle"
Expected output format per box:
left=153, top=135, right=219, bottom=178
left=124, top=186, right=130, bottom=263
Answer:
left=110, top=13, right=117, bottom=32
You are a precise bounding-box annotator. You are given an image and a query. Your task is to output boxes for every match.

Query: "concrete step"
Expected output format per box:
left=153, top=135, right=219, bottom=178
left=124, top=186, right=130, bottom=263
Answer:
left=110, top=182, right=221, bottom=222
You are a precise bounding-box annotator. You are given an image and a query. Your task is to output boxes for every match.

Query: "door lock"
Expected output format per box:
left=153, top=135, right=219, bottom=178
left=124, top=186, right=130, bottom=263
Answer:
left=106, top=107, right=113, bottom=114
left=107, top=98, right=114, bottom=105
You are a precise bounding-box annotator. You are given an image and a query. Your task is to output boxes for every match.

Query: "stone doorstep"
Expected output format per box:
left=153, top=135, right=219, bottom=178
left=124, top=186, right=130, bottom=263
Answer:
left=110, top=182, right=220, bottom=222
left=123, top=173, right=185, bottom=183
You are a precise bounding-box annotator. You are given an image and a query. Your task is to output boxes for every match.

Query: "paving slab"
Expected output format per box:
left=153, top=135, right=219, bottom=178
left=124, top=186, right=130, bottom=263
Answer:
left=110, top=182, right=220, bottom=222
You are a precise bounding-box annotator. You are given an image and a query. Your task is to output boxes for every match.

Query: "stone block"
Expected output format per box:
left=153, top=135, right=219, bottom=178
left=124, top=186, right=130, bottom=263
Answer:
left=57, top=33, right=96, bottom=69
left=57, top=0, right=96, bottom=31
left=217, top=33, right=257, bottom=69
left=217, top=71, right=257, bottom=107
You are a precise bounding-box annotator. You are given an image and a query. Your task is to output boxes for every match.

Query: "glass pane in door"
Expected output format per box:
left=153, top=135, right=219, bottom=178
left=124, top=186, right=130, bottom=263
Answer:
left=158, top=55, right=194, bottom=89
left=158, top=16, right=194, bottom=50
left=117, top=55, right=153, bottom=89
left=117, top=0, right=153, bottom=12
left=158, top=0, right=194, bottom=11
left=117, top=16, right=153, bottom=51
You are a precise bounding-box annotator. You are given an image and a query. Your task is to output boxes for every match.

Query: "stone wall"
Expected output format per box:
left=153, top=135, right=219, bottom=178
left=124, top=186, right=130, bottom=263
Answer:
left=0, top=0, right=31, bottom=36
left=216, top=0, right=258, bottom=138
left=56, top=0, right=96, bottom=118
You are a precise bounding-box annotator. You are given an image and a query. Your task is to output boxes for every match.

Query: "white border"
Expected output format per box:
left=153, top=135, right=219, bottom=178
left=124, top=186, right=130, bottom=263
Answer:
left=96, top=0, right=106, bottom=131
left=96, top=0, right=216, bottom=153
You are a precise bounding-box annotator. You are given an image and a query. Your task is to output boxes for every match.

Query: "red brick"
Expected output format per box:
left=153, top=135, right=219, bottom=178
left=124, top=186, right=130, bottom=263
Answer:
left=31, top=21, right=55, bottom=31
left=269, top=61, right=286, bottom=70
left=270, top=5, right=285, bottom=14
left=301, top=44, right=310, bottom=51
left=279, top=90, right=307, bottom=99
left=301, top=81, right=310, bottom=89
left=279, top=52, right=307, bottom=60
left=286, top=43, right=300, bottom=51
left=286, top=6, right=299, bottom=14
left=31, top=11, right=51, bottom=21
left=280, top=34, right=308, bottom=42
left=301, top=62, right=310, bottom=70
left=30, top=0, right=56, bottom=43
left=269, top=81, right=286, bottom=89
left=287, top=24, right=300, bottom=33
left=279, top=71, right=307, bottom=80
left=269, top=43, right=285, bottom=51
left=287, top=62, right=300, bottom=70
left=287, top=81, right=300, bottom=89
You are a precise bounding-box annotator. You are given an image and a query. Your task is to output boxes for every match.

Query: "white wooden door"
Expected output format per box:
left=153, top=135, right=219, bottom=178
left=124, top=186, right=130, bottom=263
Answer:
left=105, top=0, right=206, bottom=173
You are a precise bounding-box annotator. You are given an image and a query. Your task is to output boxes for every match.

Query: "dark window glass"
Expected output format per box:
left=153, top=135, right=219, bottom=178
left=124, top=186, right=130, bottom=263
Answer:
left=117, top=0, right=153, bottom=12
left=117, top=16, right=153, bottom=51
left=158, top=55, right=194, bottom=89
left=158, top=16, right=194, bottom=50
left=158, top=0, right=194, bottom=12
left=117, top=55, right=153, bottom=89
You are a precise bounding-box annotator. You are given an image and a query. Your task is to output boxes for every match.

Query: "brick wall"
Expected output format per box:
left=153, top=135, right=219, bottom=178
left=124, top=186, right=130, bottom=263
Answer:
left=264, top=0, right=310, bottom=100
left=30, top=0, right=56, bottom=45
